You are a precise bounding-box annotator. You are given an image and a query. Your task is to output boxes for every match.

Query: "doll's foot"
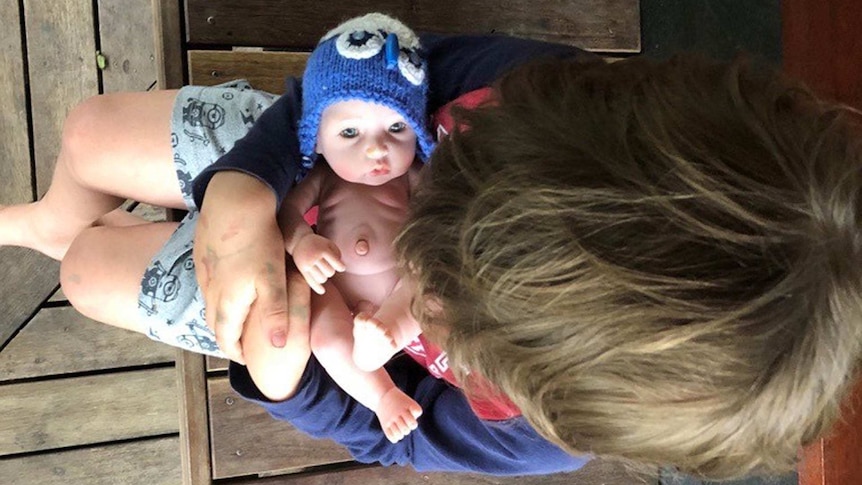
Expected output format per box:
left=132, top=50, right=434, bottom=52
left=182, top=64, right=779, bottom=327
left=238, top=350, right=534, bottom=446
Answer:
left=353, top=312, right=400, bottom=371
left=377, top=387, right=422, bottom=443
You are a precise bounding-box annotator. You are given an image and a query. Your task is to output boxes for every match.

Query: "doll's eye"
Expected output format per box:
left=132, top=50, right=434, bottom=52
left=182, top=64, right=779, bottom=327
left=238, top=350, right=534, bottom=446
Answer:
left=389, top=122, right=406, bottom=133
left=340, top=128, right=359, bottom=138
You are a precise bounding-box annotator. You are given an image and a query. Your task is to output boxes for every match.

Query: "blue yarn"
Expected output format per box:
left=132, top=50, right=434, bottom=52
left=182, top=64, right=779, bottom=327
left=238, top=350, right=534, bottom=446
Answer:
left=299, top=14, right=435, bottom=164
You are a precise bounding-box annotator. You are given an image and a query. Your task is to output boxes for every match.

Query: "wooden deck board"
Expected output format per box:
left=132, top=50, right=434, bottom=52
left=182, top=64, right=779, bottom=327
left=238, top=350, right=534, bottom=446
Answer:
left=227, top=460, right=654, bottom=484
left=0, top=307, right=174, bottom=381
left=185, top=0, right=641, bottom=52
left=0, top=367, right=178, bottom=456
left=0, top=436, right=182, bottom=485
left=208, top=376, right=353, bottom=479
left=0, top=0, right=32, bottom=205
left=98, top=0, right=159, bottom=93
left=24, top=0, right=99, bottom=197
left=0, top=248, right=59, bottom=349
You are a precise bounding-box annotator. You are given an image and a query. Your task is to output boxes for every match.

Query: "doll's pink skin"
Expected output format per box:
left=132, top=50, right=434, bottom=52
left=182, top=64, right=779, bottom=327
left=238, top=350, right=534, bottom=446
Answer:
left=267, top=100, right=425, bottom=442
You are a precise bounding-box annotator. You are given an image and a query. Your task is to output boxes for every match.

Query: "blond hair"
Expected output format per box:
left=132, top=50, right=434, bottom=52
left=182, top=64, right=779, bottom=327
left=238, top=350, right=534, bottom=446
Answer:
left=397, top=55, right=862, bottom=479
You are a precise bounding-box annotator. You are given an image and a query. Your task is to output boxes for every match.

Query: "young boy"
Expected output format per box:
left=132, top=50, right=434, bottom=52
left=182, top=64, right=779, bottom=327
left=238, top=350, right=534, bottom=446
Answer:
left=198, top=52, right=862, bottom=480
left=2, top=25, right=859, bottom=481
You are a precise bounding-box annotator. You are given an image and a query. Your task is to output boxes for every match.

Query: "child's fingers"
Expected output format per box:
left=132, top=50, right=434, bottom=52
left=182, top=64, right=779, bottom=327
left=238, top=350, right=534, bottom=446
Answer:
left=212, top=285, right=255, bottom=365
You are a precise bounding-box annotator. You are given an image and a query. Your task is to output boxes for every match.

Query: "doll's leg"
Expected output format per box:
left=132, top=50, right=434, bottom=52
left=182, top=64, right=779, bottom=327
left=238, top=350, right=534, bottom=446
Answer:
left=60, top=222, right=178, bottom=334
left=353, top=278, right=422, bottom=371
left=311, top=284, right=422, bottom=443
left=0, top=90, right=182, bottom=260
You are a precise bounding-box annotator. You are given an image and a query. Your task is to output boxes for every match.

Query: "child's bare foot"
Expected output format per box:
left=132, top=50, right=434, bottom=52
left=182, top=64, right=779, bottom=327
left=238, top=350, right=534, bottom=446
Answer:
left=0, top=203, right=74, bottom=260
left=353, top=312, right=400, bottom=371
left=376, top=387, right=422, bottom=443
left=0, top=203, right=137, bottom=260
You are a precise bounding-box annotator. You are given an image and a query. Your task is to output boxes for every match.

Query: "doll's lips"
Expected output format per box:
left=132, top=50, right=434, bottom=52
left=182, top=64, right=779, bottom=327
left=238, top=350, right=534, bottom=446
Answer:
left=370, top=167, right=390, bottom=176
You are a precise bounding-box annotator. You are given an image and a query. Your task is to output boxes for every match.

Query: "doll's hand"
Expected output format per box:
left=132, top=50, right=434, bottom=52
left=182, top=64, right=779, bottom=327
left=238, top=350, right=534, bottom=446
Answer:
left=292, top=233, right=346, bottom=294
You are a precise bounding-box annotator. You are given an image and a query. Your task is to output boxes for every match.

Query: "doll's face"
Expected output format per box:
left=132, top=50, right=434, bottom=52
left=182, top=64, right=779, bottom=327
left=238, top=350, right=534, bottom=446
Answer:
left=316, top=100, right=417, bottom=185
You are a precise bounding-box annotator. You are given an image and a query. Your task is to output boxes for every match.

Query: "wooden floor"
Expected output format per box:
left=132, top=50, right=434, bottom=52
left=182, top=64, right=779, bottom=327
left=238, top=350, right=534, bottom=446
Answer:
left=0, top=1, right=182, bottom=483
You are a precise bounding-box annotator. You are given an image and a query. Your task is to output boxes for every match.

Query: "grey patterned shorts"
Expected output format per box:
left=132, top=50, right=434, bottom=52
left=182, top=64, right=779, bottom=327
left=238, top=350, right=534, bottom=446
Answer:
left=137, top=80, right=278, bottom=357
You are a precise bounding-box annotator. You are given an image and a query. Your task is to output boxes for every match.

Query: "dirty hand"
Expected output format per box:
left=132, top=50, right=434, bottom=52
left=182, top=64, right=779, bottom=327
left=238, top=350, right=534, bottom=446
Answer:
left=194, top=171, right=290, bottom=365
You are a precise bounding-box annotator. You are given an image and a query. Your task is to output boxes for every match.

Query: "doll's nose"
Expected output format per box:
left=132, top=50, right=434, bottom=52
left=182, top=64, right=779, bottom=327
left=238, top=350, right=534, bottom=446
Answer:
left=365, top=143, right=388, bottom=159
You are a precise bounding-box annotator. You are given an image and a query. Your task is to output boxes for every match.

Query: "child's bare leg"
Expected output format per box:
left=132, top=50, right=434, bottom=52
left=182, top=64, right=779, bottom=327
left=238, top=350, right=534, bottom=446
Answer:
left=0, top=90, right=183, bottom=260
left=60, top=222, right=178, bottom=334
left=312, top=284, right=422, bottom=443
left=353, top=278, right=422, bottom=371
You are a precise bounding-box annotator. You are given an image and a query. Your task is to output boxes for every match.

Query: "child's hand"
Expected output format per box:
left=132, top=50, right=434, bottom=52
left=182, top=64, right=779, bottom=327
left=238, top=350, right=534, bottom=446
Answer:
left=194, top=172, right=291, bottom=365
left=292, top=234, right=346, bottom=294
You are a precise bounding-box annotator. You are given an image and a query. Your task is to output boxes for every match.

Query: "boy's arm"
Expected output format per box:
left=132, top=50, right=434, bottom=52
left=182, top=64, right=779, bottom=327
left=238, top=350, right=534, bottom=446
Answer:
left=278, top=165, right=345, bottom=295
left=229, top=357, right=589, bottom=475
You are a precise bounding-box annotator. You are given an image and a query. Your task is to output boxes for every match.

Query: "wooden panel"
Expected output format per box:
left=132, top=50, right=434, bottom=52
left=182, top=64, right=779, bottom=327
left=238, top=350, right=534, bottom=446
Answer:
left=153, top=0, right=185, bottom=89
left=784, top=3, right=862, bottom=484
left=207, top=355, right=229, bottom=372
left=0, top=367, right=178, bottom=455
left=98, top=0, right=159, bottom=93
left=782, top=0, right=862, bottom=109
left=189, top=50, right=308, bottom=94
left=208, top=376, right=353, bottom=479
left=24, top=0, right=99, bottom=197
left=177, top=350, right=213, bottom=485
left=0, top=247, right=59, bottom=349
left=228, top=459, right=654, bottom=484
left=0, top=436, right=181, bottom=485
left=800, top=378, right=862, bottom=485
left=186, top=0, right=640, bottom=53
left=0, top=0, right=32, bottom=204
left=0, top=307, right=174, bottom=382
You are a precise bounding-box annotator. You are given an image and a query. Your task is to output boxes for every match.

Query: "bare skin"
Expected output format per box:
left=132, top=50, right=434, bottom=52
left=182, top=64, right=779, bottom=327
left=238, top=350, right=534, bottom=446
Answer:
left=266, top=100, right=427, bottom=442
left=0, top=90, right=297, bottom=369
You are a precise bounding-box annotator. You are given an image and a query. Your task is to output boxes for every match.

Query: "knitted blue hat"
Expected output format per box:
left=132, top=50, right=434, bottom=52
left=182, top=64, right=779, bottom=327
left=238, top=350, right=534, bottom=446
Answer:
left=299, top=13, right=435, bottom=165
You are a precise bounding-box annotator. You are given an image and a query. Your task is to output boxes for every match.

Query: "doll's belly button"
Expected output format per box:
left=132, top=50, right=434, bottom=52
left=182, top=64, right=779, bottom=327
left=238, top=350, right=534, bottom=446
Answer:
left=355, top=239, right=369, bottom=256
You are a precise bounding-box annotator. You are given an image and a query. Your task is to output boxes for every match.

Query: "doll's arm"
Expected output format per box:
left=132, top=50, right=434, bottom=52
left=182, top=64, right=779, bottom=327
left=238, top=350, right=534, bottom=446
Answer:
left=278, top=165, right=346, bottom=294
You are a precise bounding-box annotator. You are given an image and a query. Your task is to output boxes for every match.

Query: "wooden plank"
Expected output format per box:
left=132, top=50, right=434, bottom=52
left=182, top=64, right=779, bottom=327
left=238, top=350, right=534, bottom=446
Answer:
left=0, top=367, right=178, bottom=455
left=228, top=459, right=654, bottom=484
left=0, top=0, right=32, bottom=205
left=153, top=0, right=185, bottom=89
left=208, top=376, right=353, bottom=479
left=186, top=0, right=640, bottom=53
left=782, top=0, right=862, bottom=109
left=98, top=0, right=159, bottom=93
left=24, top=0, right=99, bottom=197
left=0, top=307, right=174, bottom=382
left=0, top=436, right=181, bottom=485
left=188, top=50, right=308, bottom=94
left=800, top=378, right=862, bottom=485
left=177, top=350, right=213, bottom=485
left=207, top=355, right=229, bottom=372
left=48, top=287, right=67, bottom=302
left=783, top=3, right=862, bottom=484
left=0, top=247, right=59, bottom=349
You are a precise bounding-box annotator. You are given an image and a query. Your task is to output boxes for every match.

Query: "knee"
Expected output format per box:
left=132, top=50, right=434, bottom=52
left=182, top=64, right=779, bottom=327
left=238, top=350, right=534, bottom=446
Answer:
left=60, top=95, right=115, bottom=180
